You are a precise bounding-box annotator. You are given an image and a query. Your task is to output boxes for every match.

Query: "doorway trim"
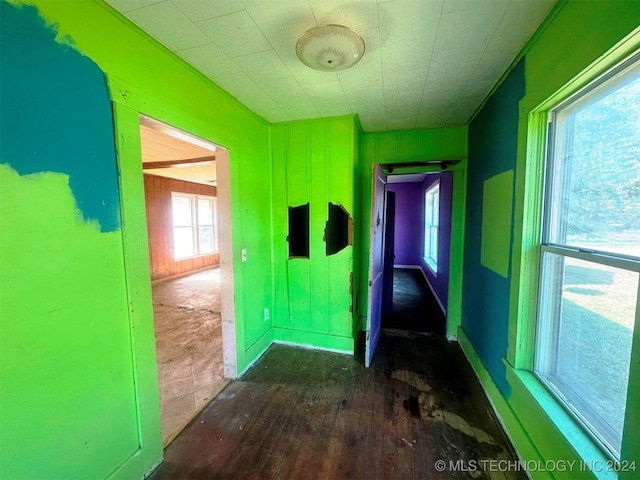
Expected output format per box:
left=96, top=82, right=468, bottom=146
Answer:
left=108, top=79, right=239, bottom=465
left=365, top=159, right=467, bottom=342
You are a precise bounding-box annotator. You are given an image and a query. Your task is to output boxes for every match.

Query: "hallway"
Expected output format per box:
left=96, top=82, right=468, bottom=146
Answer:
left=383, top=268, right=446, bottom=334
left=150, top=330, right=524, bottom=480
left=152, top=268, right=228, bottom=445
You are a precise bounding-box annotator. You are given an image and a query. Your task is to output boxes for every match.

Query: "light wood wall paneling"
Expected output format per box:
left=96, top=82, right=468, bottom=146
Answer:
left=143, top=174, right=219, bottom=280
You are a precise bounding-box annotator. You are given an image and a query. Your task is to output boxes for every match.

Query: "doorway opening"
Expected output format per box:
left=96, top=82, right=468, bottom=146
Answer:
left=366, top=162, right=462, bottom=366
left=138, top=115, right=230, bottom=446
left=382, top=172, right=452, bottom=335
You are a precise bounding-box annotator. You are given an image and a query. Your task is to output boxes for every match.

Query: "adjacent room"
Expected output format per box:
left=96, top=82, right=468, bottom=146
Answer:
left=382, top=171, right=453, bottom=335
left=139, top=116, right=228, bottom=445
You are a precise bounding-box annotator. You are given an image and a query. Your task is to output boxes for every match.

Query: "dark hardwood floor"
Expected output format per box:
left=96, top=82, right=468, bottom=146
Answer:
left=382, top=268, right=446, bottom=334
left=149, top=329, right=525, bottom=480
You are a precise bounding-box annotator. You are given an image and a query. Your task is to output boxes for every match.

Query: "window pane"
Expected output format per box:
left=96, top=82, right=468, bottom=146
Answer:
left=536, top=252, right=638, bottom=456
left=430, top=227, right=438, bottom=261
left=432, top=187, right=439, bottom=225
left=173, top=227, right=194, bottom=259
left=424, top=182, right=440, bottom=271
left=547, top=65, right=640, bottom=257
left=198, top=198, right=214, bottom=227
left=172, top=195, right=193, bottom=227
left=198, top=226, right=214, bottom=254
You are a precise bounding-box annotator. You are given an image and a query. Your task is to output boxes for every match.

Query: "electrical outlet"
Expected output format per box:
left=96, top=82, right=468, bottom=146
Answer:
left=264, top=308, right=270, bottom=321
left=241, top=248, right=247, bottom=262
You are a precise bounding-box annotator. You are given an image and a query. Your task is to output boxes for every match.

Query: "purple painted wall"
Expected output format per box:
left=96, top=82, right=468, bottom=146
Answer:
left=386, top=182, right=423, bottom=266
left=420, top=172, right=453, bottom=310
left=387, top=174, right=453, bottom=311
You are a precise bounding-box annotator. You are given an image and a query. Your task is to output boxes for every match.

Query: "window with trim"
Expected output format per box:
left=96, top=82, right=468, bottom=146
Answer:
left=535, top=52, right=640, bottom=460
left=424, top=180, right=440, bottom=272
left=171, top=193, right=217, bottom=260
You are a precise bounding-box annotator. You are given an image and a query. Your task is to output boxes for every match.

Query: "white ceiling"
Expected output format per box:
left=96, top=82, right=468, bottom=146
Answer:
left=140, top=117, right=218, bottom=186
left=107, top=0, right=556, bottom=132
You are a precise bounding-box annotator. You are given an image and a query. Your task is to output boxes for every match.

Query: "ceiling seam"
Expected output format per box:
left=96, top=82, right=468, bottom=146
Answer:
left=451, top=1, right=512, bottom=125
left=415, top=1, right=444, bottom=129
left=375, top=1, right=387, bottom=132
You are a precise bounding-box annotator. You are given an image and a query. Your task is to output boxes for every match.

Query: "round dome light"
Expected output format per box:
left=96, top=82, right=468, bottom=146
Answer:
left=295, top=25, right=365, bottom=72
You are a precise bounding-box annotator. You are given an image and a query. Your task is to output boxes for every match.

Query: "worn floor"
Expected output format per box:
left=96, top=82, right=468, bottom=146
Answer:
left=150, top=329, right=525, bottom=480
left=383, top=268, right=446, bottom=334
left=152, top=267, right=228, bottom=446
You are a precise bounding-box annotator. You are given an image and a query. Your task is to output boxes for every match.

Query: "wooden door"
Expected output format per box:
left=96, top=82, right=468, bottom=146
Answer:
left=365, top=164, right=387, bottom=367
left=382, top=190, right=396, bottom=315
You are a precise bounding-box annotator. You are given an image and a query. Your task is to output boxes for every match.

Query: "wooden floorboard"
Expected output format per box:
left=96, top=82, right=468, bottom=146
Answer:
left=150, top=330, right=527, bottom=480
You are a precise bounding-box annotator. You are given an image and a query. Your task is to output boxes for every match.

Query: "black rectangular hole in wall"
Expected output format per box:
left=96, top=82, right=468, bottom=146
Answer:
left=325, top=202, right=353, bottom=256
left=288, top=203, right=310, bottom=258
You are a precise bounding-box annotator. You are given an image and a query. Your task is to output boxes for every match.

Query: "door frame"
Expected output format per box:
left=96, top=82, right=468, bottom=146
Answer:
left=365, top=160, right=467, bottom=342
left=108, top=80, right=239, bottom=467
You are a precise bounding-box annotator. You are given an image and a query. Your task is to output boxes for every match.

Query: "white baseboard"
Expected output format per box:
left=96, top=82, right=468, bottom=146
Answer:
left=417, top=267, right=446, bottom=314
left=272, top=340, right=352, bottom=356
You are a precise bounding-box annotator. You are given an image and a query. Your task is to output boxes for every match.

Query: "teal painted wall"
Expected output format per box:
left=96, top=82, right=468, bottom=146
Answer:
left=459, top=2, right=640, bottom=479
left=1, top=0, right=272, bottom=477
left=0, top=3, right=144, bottom=478
left=462, top=58, right=525, bottom=396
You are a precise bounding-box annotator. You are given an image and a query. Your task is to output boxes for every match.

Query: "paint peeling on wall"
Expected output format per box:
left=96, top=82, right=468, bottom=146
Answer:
left=0, top=1, right=120, bottom=232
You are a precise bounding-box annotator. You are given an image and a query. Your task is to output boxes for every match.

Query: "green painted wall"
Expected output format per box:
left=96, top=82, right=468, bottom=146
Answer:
left=1, top=0, right=273, bottom=477
left=271, top=117, right=357, bottom=353
left=460, top=1, right=640, bottom=479
left=358, top=127, right=468, bottom=339
left=3, top=1, right=638, bottom=479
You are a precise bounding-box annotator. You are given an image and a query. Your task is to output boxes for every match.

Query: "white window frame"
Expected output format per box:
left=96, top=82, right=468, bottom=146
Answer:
left=534, top=51, right=640, bottom=460
left=423, top=180, right=440, bottom=273
left=171, top=192, right=217, bottom=260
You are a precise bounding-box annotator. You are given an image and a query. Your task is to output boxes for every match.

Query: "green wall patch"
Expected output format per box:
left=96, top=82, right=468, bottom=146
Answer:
left=0, top=166, right=139, bottom=479
left=481, top=170, right=514, bottom=278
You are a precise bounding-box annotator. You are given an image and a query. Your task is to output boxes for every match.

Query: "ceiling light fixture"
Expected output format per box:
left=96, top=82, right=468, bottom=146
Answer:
left=296, top=25, right=365, bottom=72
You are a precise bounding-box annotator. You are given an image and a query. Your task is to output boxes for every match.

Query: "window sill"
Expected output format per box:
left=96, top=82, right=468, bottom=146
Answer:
left=423, top=257, right=438, bottom=275
left=509, top=367, right=619, bottom=480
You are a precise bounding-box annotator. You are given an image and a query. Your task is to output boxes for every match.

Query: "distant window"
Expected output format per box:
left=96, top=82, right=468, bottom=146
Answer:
left=535, top=53, right=640, bottom=459
left=171, top=193, right=217, bottom=260
left=423, top=181, right=440, bottom=272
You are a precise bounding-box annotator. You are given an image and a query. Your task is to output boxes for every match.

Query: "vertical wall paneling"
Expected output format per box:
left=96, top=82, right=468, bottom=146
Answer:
left=327, top=119, right=355, bottom=337
left=143, top=174, right=219, bottom=280
left=271, top=125, right=290, bottom=330
left=286, top=123, right=312, bottom=333
left=271, top=117, right=357, bottom=352
left=309, top=121, right=329, bottom=334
